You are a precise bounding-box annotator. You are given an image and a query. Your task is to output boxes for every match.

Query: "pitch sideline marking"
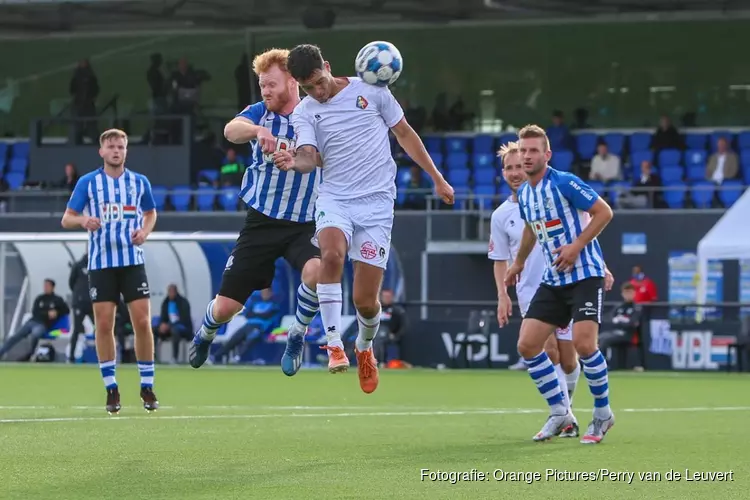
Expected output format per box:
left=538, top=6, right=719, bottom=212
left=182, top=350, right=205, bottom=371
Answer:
left=2, top=406, right=750, bottom=424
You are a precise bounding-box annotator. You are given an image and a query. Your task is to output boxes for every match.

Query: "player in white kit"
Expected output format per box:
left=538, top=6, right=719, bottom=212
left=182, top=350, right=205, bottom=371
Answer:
left=275, top=44, right=454, bottom=394
left=489, top=141, right=613, bottom=438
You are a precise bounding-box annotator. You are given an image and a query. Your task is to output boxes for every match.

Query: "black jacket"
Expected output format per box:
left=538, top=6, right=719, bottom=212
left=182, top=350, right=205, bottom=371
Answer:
left=32, top=293, right=70, bottom=328
left=160, top=294, right=193, bottom=331
left=69, top=256, right=91, bottom=307
left=609, top=301, right=641, bottom=337
left=381, top=304, right=407, bottom=339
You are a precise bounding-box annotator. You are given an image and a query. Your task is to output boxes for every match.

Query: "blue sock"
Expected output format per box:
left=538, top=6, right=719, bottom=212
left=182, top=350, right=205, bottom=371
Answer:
left=525, top=351, right=566, bottom=415
left=200, top=298, right=223, bottom=340
left=99, top=360, right=117, bottom=390
left=292, top=283, right=319, bottom=336
left=581, top=350, right=612, bottom=419
left=138, top=360, right=154, bottom=389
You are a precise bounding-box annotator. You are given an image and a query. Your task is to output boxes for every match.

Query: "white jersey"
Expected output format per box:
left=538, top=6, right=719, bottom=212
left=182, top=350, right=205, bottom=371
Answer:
left=291, top=77, right=404, bottom=201
left=488, top=199, right=546, bottom=315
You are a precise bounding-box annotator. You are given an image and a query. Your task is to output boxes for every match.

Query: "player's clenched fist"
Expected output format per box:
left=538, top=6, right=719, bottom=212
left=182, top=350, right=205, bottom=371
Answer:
left=257, top=127, right=277, bottom=154
left=273, top=150, right=295, bottom=171
left=82, top=216, right=101, bottom=231
left=435, top=179, right=455, bottom=204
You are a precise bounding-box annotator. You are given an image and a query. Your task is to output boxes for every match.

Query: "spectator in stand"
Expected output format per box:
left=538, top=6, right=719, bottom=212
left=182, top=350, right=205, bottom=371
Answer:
left=402, top=165, right=430, bottom=209
left=547, top=110, right=573, bottom=151
left=651, top=115, right=683, bottom=154
left=589, top=142, right=621, bottom=182
left=705, top=137, right=739, bottom=185
left=59, top=163, right=79, bottom=192
left=220, top=148, right=244, bottom=187
left=69, top=59, right=100, bottom=144
left=155, top=284, right=193, bottom=364
left=619, top=160, right=663, bottom=208
left=374, top=289, right=408, bottom=364
left=629, top=265, right=658, bottom=304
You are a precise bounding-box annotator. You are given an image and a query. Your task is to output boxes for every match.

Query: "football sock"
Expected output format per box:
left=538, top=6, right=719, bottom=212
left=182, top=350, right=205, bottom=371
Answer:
left=291, top=282, right=319, bottom=337
left=581, top=350, right=612, bottom=420
left=566, top=360, right=581, bottom=406
left=137, top=360, right=154, bottom=389
left=355, top=306, right=381, bottom=352
left=525, top=351, right=566, bottom=416
left=317, top=283, right=344, bottom=349
left=199, top=299, right=223, bottom=340
left=554, top=364, right=571, bottom=411
left=99, top=360, right=117, bottom=390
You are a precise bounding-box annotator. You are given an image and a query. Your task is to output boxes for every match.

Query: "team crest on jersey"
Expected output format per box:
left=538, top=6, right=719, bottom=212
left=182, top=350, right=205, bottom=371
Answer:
left=356, top=96, right=368, bottom=109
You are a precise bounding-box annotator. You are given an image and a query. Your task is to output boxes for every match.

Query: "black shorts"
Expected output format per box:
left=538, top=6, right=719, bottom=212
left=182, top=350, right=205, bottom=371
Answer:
left=525, top=277, right=604, bottom=328
left=219, top=208, right=319, bottom=304
left=88, top=264, right=150, bottom=304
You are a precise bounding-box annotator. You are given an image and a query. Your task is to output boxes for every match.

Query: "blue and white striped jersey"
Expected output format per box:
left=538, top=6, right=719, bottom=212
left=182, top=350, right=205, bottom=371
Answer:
left=67, top=168, right=156, bottom=271
left=517, top=167, right=606, bottom=287
left=237, top=102, right=319, bottom=223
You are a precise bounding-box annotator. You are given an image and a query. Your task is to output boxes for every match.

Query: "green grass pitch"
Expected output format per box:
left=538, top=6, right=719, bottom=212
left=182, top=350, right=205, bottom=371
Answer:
left=0, top=365, right=748, bottom=499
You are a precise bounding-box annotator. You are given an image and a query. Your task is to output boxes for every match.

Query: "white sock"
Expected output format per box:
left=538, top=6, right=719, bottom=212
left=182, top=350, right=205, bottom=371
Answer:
left=317, top=283, right=343, bottom=349
left=566, top=361, right=581, bottom=406
left=555, top=364, right=571, bottom=411
left=355, top=306, right=381, bottom=352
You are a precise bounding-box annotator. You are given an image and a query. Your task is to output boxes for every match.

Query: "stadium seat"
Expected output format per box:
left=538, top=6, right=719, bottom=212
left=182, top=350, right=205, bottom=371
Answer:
left=718, top=180, right=744, bottom=208
left=423, top=135, right=442, bottom=154
left=575, top=133, right=598, bottom=160
left=629, top=132, right=651, bottom=152
left=7, top=158, right=27, bottom=173
left=0, top=158, right=5, bottom=174
left=444, top=136, right=469, bottom=153
left=587, top=180, right=607, bottom=197
left=429, top=152, right=443, bottom=169
left=198, top=169, right=220, bottom=184
left=743, top=165, right=750, bottom=185
left=710, top=131, right=733, bottom=152
left=629, top=150, right=654, bottom=178
left=4, top=172, right=24, bottom=190
left=498, top=182, right=512, bottom=201
left=474, top=184, right=496, bottom=210
left=740, top=149, right=750, bottom=169
left=657, top=148, right=681, bottom=166
left=196, top=186, right=216, bottom=211
left=219, top=188, right=238, bottom=211
left=738, top=131, right=750, bottom=151
left=690, top=181, right=714, bottom=208
left=498, top=133, right=517, bottom=148
left=608, top=181, right=631, bottom=205
left=684, top=133, right=707, bottom=150
left=550, top=150, right=574, bottom=172
left=659, top=165, right=684, bottom=184
left=473, top=168, right=497, bottom=186
left=603, top=133, right=625, bottom=156
left=170, top=186, right=192, bottom=211
left=0, top=143, right=7, bottom=162
left=10, top=142, right=29, bottom=159
left=662, top=183, right=687, bottom=209
left=447, top=168, right=470, bottom=187
left=686, top=165, right=706, bottom=182
left=151, top=186, right=168, bottom=210
left=684, top=149, right=707, bottom=169
left=445, top=153, right=469, bottom=170
left=473, top=134, right=494, bottom=154
left=396, top=167, right=411, bottom=187
left=472, top=153, right=494, bottom=170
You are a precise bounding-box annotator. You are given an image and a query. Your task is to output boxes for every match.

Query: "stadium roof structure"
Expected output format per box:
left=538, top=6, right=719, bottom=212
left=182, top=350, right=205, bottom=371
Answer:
left=2, top=0, right=750, bottom=36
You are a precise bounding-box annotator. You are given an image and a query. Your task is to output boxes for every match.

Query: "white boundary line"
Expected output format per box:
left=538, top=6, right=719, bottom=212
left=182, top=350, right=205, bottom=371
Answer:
left=2, top=406, right=750, bottom=424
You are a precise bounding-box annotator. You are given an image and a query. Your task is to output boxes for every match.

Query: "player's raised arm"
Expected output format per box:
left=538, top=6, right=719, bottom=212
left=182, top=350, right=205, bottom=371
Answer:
left=61, top=177, right=100, bottom=231
left=276, top=106, right=321, bottom=174
left=224, top=102, right=276, bottom=152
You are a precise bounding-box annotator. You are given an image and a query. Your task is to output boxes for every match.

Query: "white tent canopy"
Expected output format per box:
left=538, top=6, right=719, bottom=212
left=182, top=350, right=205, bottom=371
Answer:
left=696, top=188, right=750, bottom=307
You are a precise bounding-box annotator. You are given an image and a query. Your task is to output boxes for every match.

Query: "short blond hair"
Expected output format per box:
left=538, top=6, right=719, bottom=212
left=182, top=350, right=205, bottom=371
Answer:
left=253, top=48, right=290, bottom=75
left=518, top=124, right=550, bottom=151
left=99, top=128, right=128, bottom=146
left=497, top=141, right=520, bottom=165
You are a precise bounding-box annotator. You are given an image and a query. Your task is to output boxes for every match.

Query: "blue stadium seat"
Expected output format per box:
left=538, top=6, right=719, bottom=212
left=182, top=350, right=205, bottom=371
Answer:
left=445, top=153, right=469, bottom=170
left=472, top=153, right=494, bottom=170
left=658, top=148, right=681, bottom=166
left=151, top=186, right=168, bottom=210
left=196, top=186, right=216, bottom=211
left=718, top=180, right=744, bottom=208
left=498, top=133, right=517, bottom=148
left=8, top=158, right=27, bottom=173
left=608, top=181, right=631, bottom=205
left=10, top=142, right=29, bottom=159
left=0, top=158, right=5, bottom=174
left=690, top=181, right=714, bottom=208
left=498, top=182, right=512, bottom=201
left=0, top=143, right=7, bottom=162
left=396, top=167, right=411, bottom=187
left=451, top=187, right=471, bottom=211
left=473, top=168, right=497, bottom=186
left=170, top=186, right=192, bottom=211
left=629, top=132, right=651, bottom=152
left=4, top=172, right=24, bottom=190
left=445, top=136, right=469, bottom=153
left=629, top=150, right=654, bottom=178
left=447, top=168, right=470, bottom=186
left=474, top=184, right=496, bottom=210
left=423, top=135, right=442, bottom=154
left=575, top=133, right=598, bottom=160
left=744, top=165, right=750, bottom=185
left=587, top=180, right=607, bottom=197
left=740, top=149, right=750, bottom=169
left=550, top=150, right=574, bottom=172
left=738, top=131, right=750, bottom=151
left=662, top=183, right=687, bottom=209
left=219, top=188, right=239, bottom=211
left=710, top=131, right=733, bottom=152
left=473, top=134, right=494, bottom=154
left=603, top=133, right=625, bottom=156
left=686, top=165, right=706, bottom=182
left=684, top=149, right=707, bottom=168
left=429, top=152, right=443, bottom=169
left=684, top=133, right=707, bottom=150
left=198, top=169, right=220, bottom=184
left=659, top=165, right=684, bottom=184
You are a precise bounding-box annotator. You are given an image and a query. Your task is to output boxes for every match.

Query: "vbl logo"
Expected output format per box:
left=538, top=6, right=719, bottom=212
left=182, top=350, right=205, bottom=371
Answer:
left=100, top=203, right=135, bottom=222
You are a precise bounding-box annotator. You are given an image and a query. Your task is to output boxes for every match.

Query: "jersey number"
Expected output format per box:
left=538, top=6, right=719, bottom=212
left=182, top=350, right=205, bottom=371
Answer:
left=263, top=137, right=294, bottom=163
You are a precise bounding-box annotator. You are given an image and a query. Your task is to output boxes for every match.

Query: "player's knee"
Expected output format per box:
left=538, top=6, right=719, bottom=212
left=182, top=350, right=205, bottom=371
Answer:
left=517, top=337, right=541, bottom=360
left=320, top=248, right=345, bottom=271
left=573, top=332, right=597, bottom=359
left=213, top=296, right=243, bottom=323
left=562, top=358, right=579, bottom=374
left=301, top=258, right=320, bottom=289
left=131, top=315, right=152, bottom=335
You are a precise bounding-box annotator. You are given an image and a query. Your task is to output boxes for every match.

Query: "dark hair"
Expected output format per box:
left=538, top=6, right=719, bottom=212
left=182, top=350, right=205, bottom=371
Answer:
left=44, top=278, right=56, bottom=288
left=621, top=282, right=635, bottom=291
left=287, top=44, right=325, bottom=81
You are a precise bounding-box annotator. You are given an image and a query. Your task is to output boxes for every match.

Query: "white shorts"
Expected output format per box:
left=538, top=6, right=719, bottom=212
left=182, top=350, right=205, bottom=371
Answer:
left=313, top=193, right=394, bottom=270
left=520, top=299, right=573, bottom=341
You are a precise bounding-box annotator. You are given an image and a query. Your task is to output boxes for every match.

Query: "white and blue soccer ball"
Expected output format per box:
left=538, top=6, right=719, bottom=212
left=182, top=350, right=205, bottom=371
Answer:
left=355, top=41, right=403, bottom=87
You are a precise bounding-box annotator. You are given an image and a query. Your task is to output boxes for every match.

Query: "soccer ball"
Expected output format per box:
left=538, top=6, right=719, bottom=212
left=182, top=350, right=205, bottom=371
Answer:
left=355, top=41, right=403, bottom=87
